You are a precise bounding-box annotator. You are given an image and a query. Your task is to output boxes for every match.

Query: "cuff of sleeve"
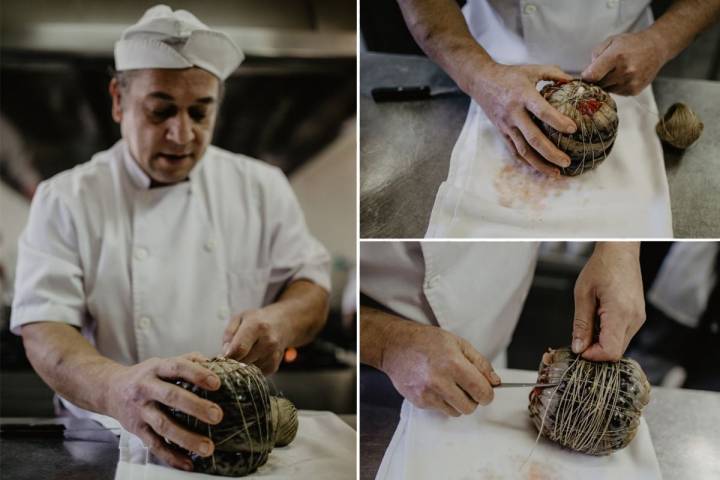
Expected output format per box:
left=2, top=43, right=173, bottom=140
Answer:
left=9, top=304, right=84, bottom=336
left=290, top=262, right=332, bottom=293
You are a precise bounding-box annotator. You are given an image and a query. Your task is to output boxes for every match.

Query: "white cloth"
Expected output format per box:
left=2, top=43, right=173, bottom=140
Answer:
left=10, top=139, right=330, bottom=364
left=376, top=368, right=661, bottom=480
left=361, top=242, right=538, bottom=362
left=649, top=243, right=719, bottom=328
left=426, top=0, right=672, bottom=238
left=115, top=411, right=356, bottom=480
left=115, top=5, right=244, bottom=80
left=426, top=88, right=672, bottom=238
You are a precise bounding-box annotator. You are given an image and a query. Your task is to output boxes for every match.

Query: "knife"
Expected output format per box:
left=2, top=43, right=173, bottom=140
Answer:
left=371, top=85, right=462, bottom=102
left=493, top=382, right=560, bottom=389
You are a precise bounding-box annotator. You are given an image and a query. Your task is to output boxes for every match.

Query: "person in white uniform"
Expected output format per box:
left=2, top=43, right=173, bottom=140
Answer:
left=397, top=0, right=720, bottom=175
left=10, top=5, right=331, bottom=472
left=360, top=242, right=645, bottom=417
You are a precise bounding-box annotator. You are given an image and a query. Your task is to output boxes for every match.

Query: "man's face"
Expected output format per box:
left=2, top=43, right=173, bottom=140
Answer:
left=110, top=68, right=220, bottom=184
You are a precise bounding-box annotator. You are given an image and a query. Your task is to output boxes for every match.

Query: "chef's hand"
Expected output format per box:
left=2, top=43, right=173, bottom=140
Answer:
left=222, top=307, right=290, bottom=375
left=106, top=352, right=223, bottom=471
left=381, top=318, right=500, bottom=417
left=572, top=242, right=645, bottom=362
left=471, top=63, right=577, bottom=176
left=582, top=30, right=668, bottom=96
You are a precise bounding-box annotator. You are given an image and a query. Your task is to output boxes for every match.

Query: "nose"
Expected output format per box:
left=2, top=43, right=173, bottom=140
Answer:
left=166, top=111, right=195, bottom=145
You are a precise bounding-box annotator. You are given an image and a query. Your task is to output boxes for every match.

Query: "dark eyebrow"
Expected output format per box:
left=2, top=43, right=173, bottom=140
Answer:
left=147, top=92, right=215, bottom=105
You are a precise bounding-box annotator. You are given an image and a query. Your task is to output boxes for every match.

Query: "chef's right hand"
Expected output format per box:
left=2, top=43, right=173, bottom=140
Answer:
left=469, top=62, right=577, bottom=176
left=381, top=320, right=500, bottom=417
left=106, top=352, right=224, bottom=471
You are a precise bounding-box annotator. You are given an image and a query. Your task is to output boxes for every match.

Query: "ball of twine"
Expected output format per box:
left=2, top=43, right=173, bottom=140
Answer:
left=528, top=347, right=650, bottom=456
left=536, top=79, right=618, bottom=176
left=656, top=102, right=704, bottom=150
left=167, top=357, right=298, bottom=476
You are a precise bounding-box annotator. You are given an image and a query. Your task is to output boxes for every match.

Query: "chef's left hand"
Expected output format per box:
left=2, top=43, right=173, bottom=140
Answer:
left=222, top=307, right=290, bottom=374
left=572, top=242, right=645, bottom=362
left=581, top=30, right=669, bottom=96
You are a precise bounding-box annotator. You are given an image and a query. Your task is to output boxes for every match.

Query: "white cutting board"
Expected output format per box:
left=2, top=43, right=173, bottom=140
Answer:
left=376, top=368, right=661, bottom=480
left=114, top=410, right=356, bottom=480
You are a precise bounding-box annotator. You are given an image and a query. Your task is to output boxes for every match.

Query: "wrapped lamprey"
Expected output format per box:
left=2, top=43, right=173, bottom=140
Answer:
left=166, top=357, right=299, bottom=476
left=528, top=347, right=650, bottom=456
left=536, top=80, right=618, bottom=176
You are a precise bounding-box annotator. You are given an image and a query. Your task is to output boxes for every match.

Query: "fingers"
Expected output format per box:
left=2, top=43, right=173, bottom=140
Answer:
left=136, top=424, right=194, bottom=471
left=222, top=315, right=242, bottom=345
left=581, top=311, right=628, bottom=362
left=223, top=315, right=260, bottom=360
left=582, top=44, right=616, bottom=84
left=572, top=282, right=597, bottom=355
left=442, top=381, right=479, bottom=415
left=155, top=358, right=220, bottom=391
left=254, top=350, right=283, bottom=375
left=515, top=115, right=571, bottom=168
left=507, top=128, right=561, bottom=177
left=525, top=91, right=576, bottom=134
left=144, top=380, right=223, bottom=425
left=458, top=342, right=498, bottom=405
left=417, top=390, right=461, bottom=417
left=533, top=64, right=573, bottom=83
left=142, top=405, right=215, bottom=458
left=591, top=37, right=613, bottom=62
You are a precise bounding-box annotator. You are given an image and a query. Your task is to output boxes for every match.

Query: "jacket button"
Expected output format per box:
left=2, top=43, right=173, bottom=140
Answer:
left=218, top=307, right=230, bottom=320
left=607, top=0, right=618, bottom=7
left=204, top=238, right=216, bottom=252
left=523, top=3, right=537, bottom=14
left=139, top=316, right=151, bottom=329
left=134, top=248, right=148, bottom=260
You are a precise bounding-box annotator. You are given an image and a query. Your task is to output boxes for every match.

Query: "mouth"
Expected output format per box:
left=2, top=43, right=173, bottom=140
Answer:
left=157, top=153, right=192, bottom=163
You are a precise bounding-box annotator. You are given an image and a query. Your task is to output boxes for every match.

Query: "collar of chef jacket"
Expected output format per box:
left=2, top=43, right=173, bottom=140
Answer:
left=120, top=140, right=203, bottom=191
left=464, top=0, right=653, bottom=74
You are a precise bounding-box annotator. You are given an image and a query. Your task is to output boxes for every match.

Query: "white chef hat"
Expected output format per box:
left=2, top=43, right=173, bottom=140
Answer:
left=114, top=5, right=244, bottom=81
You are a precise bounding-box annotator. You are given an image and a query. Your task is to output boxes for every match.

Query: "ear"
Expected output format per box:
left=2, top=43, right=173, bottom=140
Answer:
left=109, top=78, right=123, bottom=123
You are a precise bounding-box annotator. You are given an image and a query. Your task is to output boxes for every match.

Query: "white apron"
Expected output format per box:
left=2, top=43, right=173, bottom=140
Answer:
left=426, top=0, right=673, bottom=238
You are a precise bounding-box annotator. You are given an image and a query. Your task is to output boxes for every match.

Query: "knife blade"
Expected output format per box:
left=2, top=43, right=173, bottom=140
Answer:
left=493, top=382, right=560, bottom=389
left=371, top=85, right=462, bottom=102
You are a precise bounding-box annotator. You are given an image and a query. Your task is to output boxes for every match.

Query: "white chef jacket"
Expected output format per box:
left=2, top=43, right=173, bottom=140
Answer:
left=648, top=243, right=719, bottom=329
left=10, top=139, right=331, bottom=365
left=465, top=0, right=653, bottom=73
left=360, top=242, right=539, bottom=363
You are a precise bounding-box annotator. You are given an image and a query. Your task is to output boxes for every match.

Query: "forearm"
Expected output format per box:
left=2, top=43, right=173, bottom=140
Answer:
left=272, top=279, right=329, bottom=347
left=360, top=305, right=404, bottom=370
left=594, top=241, right=640, bottom=258
left=20, top=322, right=123, bottom=415
left=397, top=0, right=495, bottom=92
left=647, top=0, right=720, bottom=62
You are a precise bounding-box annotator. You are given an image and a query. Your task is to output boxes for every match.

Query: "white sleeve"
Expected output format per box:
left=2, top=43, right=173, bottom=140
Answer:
left=10, top=181, right=85, bottom=334
left=264, top=168, right=331, bottom=300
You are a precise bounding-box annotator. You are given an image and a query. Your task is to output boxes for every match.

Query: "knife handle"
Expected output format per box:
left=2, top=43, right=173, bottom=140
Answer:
left=371, top=86, right=431, bottom=102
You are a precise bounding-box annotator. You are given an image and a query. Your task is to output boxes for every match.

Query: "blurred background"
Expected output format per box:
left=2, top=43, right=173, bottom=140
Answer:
left=361, top=241, right=720, bottom=408
left=360, top=0, right=720, bottom=80
left=0, top=0, right=356, bottom=418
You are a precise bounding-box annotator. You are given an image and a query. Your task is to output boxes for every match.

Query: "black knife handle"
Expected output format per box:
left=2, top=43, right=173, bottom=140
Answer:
left=371, top=86, right=431, bottom=102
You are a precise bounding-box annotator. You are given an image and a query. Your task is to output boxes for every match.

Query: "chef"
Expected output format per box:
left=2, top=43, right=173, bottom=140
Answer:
left=360, top=242, right=645, bottom=417
left=397, top=0, right=720, bottom=175
left=10, top=5, right=330, bottom=472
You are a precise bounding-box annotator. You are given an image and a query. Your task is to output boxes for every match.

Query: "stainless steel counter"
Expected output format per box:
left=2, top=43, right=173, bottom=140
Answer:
left=360, top=52, right=720, bottom=238
left=360, top=370, right=720, bottom=479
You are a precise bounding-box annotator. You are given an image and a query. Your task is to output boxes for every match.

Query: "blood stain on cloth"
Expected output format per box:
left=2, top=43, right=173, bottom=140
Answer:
left=493, top=162, right=571, bottom=210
